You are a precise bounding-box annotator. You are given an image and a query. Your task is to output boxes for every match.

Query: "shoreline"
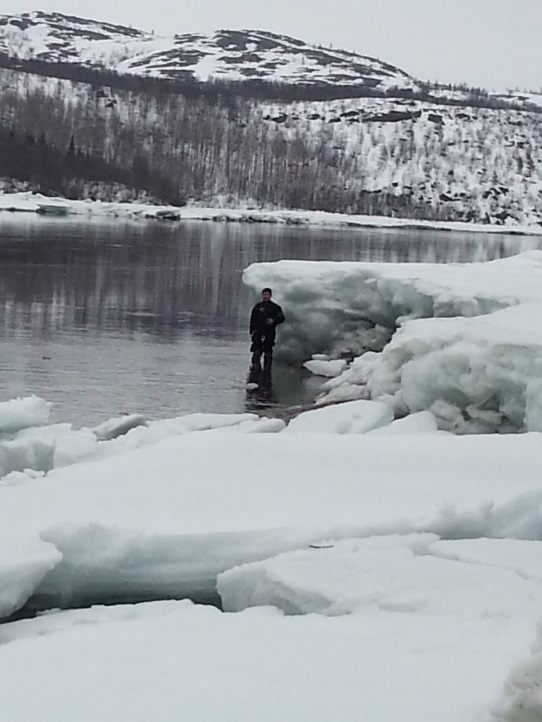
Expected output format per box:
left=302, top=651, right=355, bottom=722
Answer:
left=0, top=191, right=541, bottom=237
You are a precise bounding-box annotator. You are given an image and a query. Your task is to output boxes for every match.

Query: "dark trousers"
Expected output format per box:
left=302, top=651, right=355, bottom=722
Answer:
left=251, top=331, right=275, bottom=366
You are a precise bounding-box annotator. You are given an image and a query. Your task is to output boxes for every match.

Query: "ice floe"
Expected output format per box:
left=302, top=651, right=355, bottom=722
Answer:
left=1, top=424, right=542, bottom=617
left=218, top=534, right=542, bottom=618
left=0, top=396, right=542, bottom=720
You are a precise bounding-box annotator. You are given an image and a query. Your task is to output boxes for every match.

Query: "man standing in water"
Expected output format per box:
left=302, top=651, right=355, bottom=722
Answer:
left=249, top=287, right=285, bottom=369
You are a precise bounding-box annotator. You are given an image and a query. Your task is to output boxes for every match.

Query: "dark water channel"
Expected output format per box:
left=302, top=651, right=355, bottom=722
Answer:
left=0, top=214, right=540, bottom=427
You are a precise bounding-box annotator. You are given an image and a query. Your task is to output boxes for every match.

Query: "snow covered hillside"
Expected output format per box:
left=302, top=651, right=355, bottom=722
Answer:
left=1, top=66, right=541, bottom=226
left=0, top=11, right=420, bottom=91
left=0, top=12, right=540, bottom=224
left=258, top=95, right=542, bottom=226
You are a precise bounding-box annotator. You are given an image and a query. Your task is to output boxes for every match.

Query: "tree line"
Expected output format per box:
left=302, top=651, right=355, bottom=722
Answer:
left=0, top=53, right=537, bottom=112
left=0, top=125, right=180, bottom=202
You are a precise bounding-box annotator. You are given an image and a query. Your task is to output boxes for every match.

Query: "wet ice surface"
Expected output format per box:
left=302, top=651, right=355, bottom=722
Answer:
left=0, top=215, right=540, bottom=426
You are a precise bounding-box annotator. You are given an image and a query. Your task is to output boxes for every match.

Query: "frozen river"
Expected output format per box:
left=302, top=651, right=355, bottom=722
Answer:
left=0, top=214, right=540, bottom=427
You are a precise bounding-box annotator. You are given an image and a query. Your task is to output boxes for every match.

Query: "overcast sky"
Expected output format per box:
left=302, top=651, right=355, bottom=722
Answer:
left=1, top=0, right=541, bottom=91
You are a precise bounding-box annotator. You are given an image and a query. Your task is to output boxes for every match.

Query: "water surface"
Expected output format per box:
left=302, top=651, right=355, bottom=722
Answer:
left=0, top=215, right=539, bottom=426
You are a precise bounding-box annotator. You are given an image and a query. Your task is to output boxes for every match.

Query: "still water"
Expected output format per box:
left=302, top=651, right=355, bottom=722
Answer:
left=0, top=215, right=540, bottom=427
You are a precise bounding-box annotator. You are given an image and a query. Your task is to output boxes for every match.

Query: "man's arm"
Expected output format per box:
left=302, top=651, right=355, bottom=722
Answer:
left=274, top=305, right=285, bottom=325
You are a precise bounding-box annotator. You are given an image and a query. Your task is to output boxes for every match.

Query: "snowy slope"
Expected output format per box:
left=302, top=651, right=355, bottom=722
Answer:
left=257, top=96, right=542, bottom=226
left=0, top=11, right=420, bottom=91
left=1, top=65, right=541, bottom=226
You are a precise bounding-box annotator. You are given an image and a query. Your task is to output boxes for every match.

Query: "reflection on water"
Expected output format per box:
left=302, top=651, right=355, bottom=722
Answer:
left=0, top=215, right=540, bottom=426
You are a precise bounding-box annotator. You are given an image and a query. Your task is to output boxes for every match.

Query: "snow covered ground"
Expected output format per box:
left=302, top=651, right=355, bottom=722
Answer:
left=1, top=395, right=542, bottom=720
left=0, top=598, right=537, bottom=722
left=1, top=190, right=541, bottom=234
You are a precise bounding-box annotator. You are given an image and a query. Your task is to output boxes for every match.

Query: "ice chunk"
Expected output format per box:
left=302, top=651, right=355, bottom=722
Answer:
left=431, top=538, right=542, bottom=583
left=365, top=411, right=441, bottom=435
left=284, top=399, right=393, bottom=433
left=0, top=433, right=55, bottom=478
left=91, top=412, right=263, bottom=458
left=14, top=424, right=99, bottom=469
left=0, top=410, right=287, bottom=482
left=211, top=417, right=286, bottom=433
left=303, top=358, right=348, bottom=377
left=92, top=414, right=147, bottom=441
left=218, top=535, right=542, bottom=617
left=320, top=302, right=542, bottom=432
left=0, top=537, right=62, bottom=618
left=0, top=396, right=52, bottom=435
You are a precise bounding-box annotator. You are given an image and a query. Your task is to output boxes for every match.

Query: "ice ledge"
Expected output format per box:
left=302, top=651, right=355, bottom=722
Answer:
left=244, top=252, right=542, bottom=432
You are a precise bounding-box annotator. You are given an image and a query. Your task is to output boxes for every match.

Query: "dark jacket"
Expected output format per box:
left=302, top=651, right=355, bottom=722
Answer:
left=250, top=300, right=285, bottom=336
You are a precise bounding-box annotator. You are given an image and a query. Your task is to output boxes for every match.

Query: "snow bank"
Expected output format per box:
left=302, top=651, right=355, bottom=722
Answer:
left=0, top=599, right=532, bottom=722
left=1, top=191, right=541, bottom=234
left=2, top=430, right=542, bottom=617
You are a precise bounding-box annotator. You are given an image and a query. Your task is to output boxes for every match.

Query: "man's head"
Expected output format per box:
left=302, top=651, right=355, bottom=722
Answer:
left=261, top=288, right=272, bottom=302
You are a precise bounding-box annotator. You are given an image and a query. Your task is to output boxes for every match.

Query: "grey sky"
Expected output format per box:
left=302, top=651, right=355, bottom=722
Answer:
left=2, top=0, right=541, bottom=90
